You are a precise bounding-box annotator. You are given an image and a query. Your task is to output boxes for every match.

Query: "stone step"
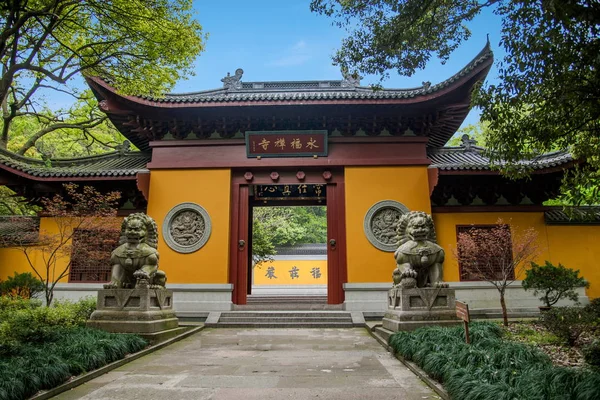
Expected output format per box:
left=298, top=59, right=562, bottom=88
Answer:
left=220, top=311, right=351, bottom=318
left=218, top=316, right=353, bottom=323
left=214, top=321, right=355, bottom=328
left=205, top=311, right=361, bottom=328
left=247, top=296, right=327, bottom=303
left=233, top=303, right=343, bottom=311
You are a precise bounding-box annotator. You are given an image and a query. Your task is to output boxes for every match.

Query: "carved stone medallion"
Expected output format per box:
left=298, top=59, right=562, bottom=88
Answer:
left=163, top=203, right=211, bottom=253
left=363, top=200, right=409, bottom=252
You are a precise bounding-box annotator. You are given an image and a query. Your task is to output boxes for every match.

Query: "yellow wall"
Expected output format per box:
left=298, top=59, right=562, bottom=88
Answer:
left=345, top=166, right=432, bottom=283
left=253, top=259, right=327, bottom=285
left=433, top=212, right=600, bottom=299
left=0, top=217, right=78, bottom=283
left=545, top=225, right=600, bottom=299
left=146, top=169, right=231, bottom=284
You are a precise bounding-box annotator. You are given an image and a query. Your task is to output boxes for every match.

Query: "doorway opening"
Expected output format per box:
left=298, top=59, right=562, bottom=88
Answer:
left=230, top=169, right=346, bottom=305
left=250, top=204, right=327, bottom=299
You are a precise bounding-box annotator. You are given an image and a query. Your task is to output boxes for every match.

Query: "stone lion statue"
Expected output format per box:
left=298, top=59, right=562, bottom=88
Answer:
left=104, top=213, right=167, bottom=289
left=392, top=211, right=447, bottom=288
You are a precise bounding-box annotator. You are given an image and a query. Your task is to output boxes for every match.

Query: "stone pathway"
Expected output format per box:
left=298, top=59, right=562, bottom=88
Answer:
left=53, top=328, right=439, bottom=400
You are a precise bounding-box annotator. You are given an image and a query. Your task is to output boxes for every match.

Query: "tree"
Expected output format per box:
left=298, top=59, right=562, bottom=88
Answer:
left=0, top=271, right=44, bottom=298
left=0, top=0, right=206, bottom=153
left=0, top=186, right=38, bottom=215
left=453, top=220, right=539, bottom=326
left=0, top=183, right=121, bottom=306
left=522, top=260, right=589, bottom=307
left=251, top=206, right=327, bottom=268
left=311, top=0, right=600, bottom=204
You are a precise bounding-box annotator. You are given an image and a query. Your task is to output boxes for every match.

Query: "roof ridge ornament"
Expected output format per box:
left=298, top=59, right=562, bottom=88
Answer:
left=116, top=140, right=131, bottom=155
left=460, top=134, right=478, bottom=150
left=341, top=67, right=362, bottom=88
left=221, top=68, right=244, bottom=91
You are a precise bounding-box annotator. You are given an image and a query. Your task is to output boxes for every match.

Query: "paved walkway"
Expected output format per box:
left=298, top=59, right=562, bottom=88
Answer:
left=53, top=328, right=439, bottom=400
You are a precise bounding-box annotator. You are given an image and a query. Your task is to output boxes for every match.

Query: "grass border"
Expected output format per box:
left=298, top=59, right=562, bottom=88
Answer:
left=29, top=325, right=205, bottom=400
left=367, top=325, right=449, bottom=400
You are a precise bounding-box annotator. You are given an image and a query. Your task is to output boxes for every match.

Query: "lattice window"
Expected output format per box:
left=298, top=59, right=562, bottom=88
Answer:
left=456, top=225, right=514, bottom=281
left=69, top=228, right=119, bottom=283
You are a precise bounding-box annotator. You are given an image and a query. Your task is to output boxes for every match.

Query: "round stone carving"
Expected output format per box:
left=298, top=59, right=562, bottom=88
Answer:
left=163, top=203, right=211, bottom=253
left=363, top=200, right=410, bottom=252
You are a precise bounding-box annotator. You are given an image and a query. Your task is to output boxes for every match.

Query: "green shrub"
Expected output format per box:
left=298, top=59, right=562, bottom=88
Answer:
left=0, top=296, right=41, bottom=318
left=0, top=297, right=98, bottom=346
left=583, top=340, right=600, bottom=368
left=0, top=272, right=45, bottom=299
left=584, top=298, right=600, bottom=319
left=388, top=322, right=600, bottom=400
left=0, top=326, right=147, bottom=400
left=540, top=306, right=596, bottom=346
left=522, top=261, right=588, bottom=307
left=53, top=297, right=97, bottom=323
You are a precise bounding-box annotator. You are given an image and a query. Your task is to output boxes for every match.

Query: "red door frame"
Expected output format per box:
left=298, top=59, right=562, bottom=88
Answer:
left=229, top=169, right=346, bottom=305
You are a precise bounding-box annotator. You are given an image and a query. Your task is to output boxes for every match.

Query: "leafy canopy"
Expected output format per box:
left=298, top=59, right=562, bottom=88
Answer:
left=311, top=0, right=600, bottom=204
left=252, top=206, right=327, bottom=268
left=0, top=0, right=206, bottom=154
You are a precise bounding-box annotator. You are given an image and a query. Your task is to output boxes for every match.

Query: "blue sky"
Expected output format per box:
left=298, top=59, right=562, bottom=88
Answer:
left=179, top=1, right=504, bottom=127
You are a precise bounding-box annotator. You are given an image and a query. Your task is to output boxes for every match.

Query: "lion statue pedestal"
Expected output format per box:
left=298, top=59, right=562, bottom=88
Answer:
left=87, top=213, right=181, bottom=343
left=381, top=211, right=460, bottom=332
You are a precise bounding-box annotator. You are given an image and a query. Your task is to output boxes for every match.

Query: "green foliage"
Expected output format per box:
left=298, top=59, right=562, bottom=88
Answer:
left=312, top=0, right=600, bottom=204
left=584, top=298, right=600, bottom=320
left=503, top=323, right=562, bottom=346
left=540, top=307, right=596, bottom=346
left=0, top=186, right=39, bottom=215
left=523, top=261, right=589, bottom=307
left=388, top=322, right=600, bottom=399
left=0, top=326, right=146, bottom=400
left=447, top=121, right=490, bottom=147
left=252, top=206, right=327, bottom=267
left=0, top=296, right=142, bottom=399
left=1, top=0, right=206, bottom=154
left=583, top=340, right=600, bottom=369
left=0, top=272, right=44, bottom=299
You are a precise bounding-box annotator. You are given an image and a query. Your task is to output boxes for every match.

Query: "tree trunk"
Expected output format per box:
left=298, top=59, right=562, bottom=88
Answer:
left=500, top=290, right=508, bottom=326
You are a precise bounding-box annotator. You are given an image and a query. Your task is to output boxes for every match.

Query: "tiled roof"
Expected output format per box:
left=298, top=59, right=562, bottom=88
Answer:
left=545, top=208, right=600, bottom=224
left=0, top=148, right=150, bottom=180
left=0, top=216, right=39, bottom=245
left=274, top=243, right=327, bottom=256
left=428, top=146, right=573, bottom=171
left=102, top=42, right=493, bottom=105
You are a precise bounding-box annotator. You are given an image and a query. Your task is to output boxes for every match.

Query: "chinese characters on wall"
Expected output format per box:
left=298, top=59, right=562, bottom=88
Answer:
left=255, top=184, right=326, bottom=201
left=264, top=266, right=322, bottom=280
left=246, top=131, right=328, bottom=158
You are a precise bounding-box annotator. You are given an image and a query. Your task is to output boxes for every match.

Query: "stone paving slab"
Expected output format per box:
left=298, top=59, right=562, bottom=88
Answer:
left=52, top=328, right=440, bottom=400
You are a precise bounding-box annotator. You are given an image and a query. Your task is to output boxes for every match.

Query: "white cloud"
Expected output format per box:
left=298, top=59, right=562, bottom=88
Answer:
left=266, top=40, right=312, bottom=67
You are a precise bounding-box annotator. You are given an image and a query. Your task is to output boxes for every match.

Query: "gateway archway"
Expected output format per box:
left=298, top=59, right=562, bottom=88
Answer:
left=229, top=169, right=346, bottom=305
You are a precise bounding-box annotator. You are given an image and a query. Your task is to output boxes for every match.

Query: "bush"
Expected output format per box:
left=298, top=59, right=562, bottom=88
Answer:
left=584, top=340, right=600, bottom=368
left=0, top=297, right=97, bottom=346
left=540, top=307, right=596, bottom=346
left=0, top=326, right=147, bottom=400
left=522, top=261, right=589, bottom=307
left=0, top=272, right=44, bottom=299
left=584, top=298, right=600, bottom=320
left=388, top=322, right=600, bottom=400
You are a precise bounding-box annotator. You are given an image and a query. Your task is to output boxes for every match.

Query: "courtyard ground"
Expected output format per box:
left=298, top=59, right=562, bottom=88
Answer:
left=51, top=327, right=439, bottom=400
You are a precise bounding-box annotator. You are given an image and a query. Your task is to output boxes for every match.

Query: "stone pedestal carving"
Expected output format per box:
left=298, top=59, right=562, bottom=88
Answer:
left=382, top=287, right=460, bottom=331
left=87, top=288, right=178, bottom=338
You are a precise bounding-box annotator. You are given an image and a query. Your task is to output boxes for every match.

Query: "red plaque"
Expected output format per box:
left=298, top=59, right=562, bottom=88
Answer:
left=246, top=130, right=328, bottom=158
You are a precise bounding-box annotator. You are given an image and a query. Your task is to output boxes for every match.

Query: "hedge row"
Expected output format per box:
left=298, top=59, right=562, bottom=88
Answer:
left=389, top=322, right=600, bottom=400
left=0, top=297, right=147, bottom=400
